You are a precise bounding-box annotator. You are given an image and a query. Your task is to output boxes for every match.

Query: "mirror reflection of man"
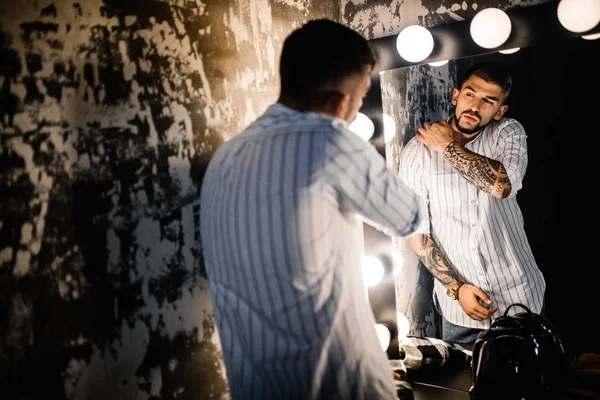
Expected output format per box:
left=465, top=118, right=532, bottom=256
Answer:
left=398, top=62, right=546, bottom=344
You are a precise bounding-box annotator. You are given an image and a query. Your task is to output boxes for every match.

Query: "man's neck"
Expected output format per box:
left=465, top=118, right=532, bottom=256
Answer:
left=451, top=114, right=483, bottom=147
left=277, top=95, right=310, bottom=113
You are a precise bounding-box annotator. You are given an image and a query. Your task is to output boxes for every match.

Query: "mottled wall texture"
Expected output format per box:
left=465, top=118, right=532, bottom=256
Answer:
left=0, top=1, right=338, bottom=399
left=342, top=0, right=548, bottom=39
left=381, top=64, right=457, bottom=338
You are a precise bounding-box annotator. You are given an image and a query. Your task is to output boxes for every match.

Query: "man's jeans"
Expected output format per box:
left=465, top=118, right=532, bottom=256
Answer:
left=434, top=295, right=484, bottom=345
left=435, top=295, right=547, bottom=345
left=441, top=317, right=484, bottom=345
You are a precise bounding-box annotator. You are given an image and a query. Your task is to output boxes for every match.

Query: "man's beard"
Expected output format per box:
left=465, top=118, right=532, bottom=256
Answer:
left=453, top=112, right=485, bottom=135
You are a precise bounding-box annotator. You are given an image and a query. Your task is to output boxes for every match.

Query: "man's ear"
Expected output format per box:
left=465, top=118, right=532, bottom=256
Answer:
left=451, top=88, right=459, bottom=106
left=323, top=91, right=349, bottom=119
left=494, top=104, right=508, bottom=120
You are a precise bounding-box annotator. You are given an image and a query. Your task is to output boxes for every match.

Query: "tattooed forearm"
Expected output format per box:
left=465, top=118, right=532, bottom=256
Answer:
left=414, top=234, right=459, bottom=288
left=443, top=140, right=511, bottom=199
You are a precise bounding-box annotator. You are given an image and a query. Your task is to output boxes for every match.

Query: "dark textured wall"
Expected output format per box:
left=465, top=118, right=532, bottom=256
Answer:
left=0, top=1, right=338, bottom=399
left=342, top=0, right=548, bottom=39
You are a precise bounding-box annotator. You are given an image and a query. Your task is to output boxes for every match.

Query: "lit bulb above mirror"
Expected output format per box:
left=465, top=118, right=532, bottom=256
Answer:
left=375, top=323, right=391, bottom=351
left=557, top=0, right=600, bottom=33
left=582, top=32, right=600, bottom=40
left=470, top=7, right=512, bottom=49
left=396, top=25, right=434, bottom=63
left=397, top=312, right=411, bottom=341
left=349, top=112, right=374, bottom=141
left=428, top=59, right=449, bottom=67
left=361, top=254, right=385, bottom=287
left=382, top=113, right=396, bottom=144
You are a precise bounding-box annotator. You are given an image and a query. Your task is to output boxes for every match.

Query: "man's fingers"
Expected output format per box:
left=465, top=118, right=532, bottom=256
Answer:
left=469, top=305, right=497, bottom=321
left=470, top=312, right=487, bottom=321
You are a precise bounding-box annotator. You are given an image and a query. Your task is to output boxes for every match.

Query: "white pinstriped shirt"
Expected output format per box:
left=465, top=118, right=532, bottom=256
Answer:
left=200, top=103, right=421, bottom=399
left=398, top=117, right=546, bottom=330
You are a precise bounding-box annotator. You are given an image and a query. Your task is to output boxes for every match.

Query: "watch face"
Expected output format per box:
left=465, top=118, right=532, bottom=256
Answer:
left=447, top=281, right=463, bottom=300
left=447, top=287, right=458, bottom=300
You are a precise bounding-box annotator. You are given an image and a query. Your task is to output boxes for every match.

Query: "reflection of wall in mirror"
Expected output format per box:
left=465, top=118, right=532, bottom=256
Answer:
left=383, top=35, right=600, bottom=356
left=382, top=63, right=458, bottom=338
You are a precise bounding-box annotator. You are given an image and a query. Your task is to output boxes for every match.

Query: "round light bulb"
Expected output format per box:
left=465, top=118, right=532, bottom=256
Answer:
left=396, top=25, right=434, bottom=63
left=375, top=324, right=391, bottom=351
left=382, top=113, right=396, bottom=143
left=397, top=312, right=411, bottom=341
left=582, top=32, right=600, bottom=40
left=349, top=112, right=374, bottom=141
left=557, top=0, right=600, bottom=33
left=428, top=59, right=449, bottom=67
left=470, top=8, right=512, bottom=49
left=392, top=248, right=404, bottom=276
left=361, top=255, right=385, bottom=288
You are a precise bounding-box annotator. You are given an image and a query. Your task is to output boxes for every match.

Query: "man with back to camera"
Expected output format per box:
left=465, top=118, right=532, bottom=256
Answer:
left=199, top=19, right=422, bottom=399
left=398, top=62, right=546, bottom=345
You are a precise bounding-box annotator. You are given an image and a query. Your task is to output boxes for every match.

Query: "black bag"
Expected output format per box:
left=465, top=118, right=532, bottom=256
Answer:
left=469, top=303, right=567, bottom=400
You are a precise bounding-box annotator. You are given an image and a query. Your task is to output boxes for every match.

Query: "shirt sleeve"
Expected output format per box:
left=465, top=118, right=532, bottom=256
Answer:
left=398, top=137, right=430, bottom=236
left=494, top=118, right=528, bottom=198
left=323, top=124, right=421, bottom=239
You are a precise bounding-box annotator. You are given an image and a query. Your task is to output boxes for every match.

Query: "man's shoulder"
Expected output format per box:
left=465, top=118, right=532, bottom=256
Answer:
left=397, top=135, right=424, bottom=168
left=401, top=135, right=422, bottom=153
left=208, top=106, right=348, bottom=160
left=406, top=134, right=420, bottom=146
left=489, top=117, right=525, bottom=132
left=243, top=104, right=343, bottom=138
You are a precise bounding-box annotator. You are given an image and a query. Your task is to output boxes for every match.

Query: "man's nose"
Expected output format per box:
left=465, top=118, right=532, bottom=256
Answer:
left=469, top=100, right=482, bottom=112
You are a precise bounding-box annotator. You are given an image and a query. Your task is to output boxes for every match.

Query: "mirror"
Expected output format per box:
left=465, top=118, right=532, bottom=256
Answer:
left=363, top=2, right=600, bottom=359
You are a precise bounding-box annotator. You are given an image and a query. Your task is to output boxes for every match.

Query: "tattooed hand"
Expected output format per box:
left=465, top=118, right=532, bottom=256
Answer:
left=416, top=120, right=454, bottom=152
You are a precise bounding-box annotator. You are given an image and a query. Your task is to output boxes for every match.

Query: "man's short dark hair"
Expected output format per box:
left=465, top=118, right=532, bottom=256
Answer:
left=279, top=19, right=376, bottom=105
left=459, top=62, right=513, bottom=102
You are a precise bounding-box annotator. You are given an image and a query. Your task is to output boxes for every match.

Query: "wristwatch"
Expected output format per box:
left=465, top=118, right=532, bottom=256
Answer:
left=447, top=280, right=465, bottom=300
